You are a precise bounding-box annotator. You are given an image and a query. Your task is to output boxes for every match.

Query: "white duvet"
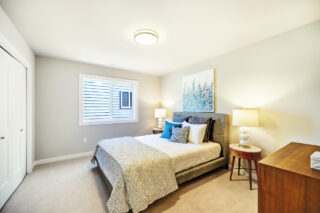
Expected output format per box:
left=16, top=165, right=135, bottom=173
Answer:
left=135, top=134, right=221, bottom=173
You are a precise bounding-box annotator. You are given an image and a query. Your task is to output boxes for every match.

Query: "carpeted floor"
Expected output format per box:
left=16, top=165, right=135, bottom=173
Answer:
left=1, top=157, right=257, bottom=213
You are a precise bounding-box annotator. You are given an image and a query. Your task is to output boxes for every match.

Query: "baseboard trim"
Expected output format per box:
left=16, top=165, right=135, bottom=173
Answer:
left=33, top=151, right=94, bottom=167
left=28, top=164, right=34, bottom=174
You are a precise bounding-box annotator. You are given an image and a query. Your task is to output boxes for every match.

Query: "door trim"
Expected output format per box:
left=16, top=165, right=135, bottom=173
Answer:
left=0, top=46, right=26, bottom=69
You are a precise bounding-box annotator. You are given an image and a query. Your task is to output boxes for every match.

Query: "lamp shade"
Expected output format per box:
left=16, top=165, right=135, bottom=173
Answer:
left=155, top=108, right=166, bottom=118
left=232, top=109, right=258, bottom=127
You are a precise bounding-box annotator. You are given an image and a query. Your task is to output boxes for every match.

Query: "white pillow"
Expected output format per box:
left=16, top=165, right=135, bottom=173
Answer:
left=182, top=121, right=207, bottom=145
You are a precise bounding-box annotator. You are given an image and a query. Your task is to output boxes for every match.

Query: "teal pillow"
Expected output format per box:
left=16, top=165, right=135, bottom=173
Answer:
left=170, top=126, right=190, bottom=143
left=160, top=121, right=182, bottom=139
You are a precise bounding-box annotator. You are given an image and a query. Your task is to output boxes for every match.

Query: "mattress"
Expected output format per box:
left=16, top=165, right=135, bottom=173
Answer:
left=135, top=134, right=221, bottom=173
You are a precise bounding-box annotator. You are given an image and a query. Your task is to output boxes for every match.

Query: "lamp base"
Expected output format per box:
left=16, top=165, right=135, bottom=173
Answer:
left=238, top=144, right=251, bottom=149
left=239, top=127, right=250, bottom=148
left=157, top=118, right=164, bottom=129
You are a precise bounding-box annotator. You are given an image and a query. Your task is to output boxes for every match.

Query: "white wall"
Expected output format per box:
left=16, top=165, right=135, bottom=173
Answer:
left=161, top=20, right=320, bottom=157
left=0, top=6, right=35, bottom=173
left=35, top=56, right=161, bottom=160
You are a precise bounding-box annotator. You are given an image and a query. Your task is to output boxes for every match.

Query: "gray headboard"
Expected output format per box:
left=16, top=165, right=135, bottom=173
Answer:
left=173, top=112, right=229, bottom=161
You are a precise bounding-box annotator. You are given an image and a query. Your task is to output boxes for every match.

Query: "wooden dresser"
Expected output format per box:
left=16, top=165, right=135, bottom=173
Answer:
left=258, top=142, right=320, bottom=213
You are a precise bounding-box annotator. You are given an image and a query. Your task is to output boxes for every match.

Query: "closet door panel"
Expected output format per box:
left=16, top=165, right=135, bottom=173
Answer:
left=18, top=66, right=27, bottom=177
left=8, top=53, right=27, bottom=179
left=0, top=47, right=26, bottom=209
left=0, top=51, right=9, bottom=196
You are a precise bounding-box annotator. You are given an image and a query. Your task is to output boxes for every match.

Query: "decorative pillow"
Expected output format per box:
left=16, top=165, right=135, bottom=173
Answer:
left=172, top=115, right=189, bottom=123
left=189, top=117, right=212, bottom=142
left=208, top=119, right=216, bottom=141
left=182, top=121, right=207, bottom=144
left=170, top=126, right=190, bottom=143
left=160, top=121, right=182, bottom=139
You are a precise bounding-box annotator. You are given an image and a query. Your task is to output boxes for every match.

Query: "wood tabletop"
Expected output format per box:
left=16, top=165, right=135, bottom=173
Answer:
left=259, top=142, right=320, bottom=180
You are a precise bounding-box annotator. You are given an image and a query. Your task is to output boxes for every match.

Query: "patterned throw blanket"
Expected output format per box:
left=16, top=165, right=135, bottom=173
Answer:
left=93, top=137, right=178, bottom=213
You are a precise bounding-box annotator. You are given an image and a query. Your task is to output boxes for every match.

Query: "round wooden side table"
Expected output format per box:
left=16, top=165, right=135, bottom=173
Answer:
left=229, top=144, right=262, bottom=190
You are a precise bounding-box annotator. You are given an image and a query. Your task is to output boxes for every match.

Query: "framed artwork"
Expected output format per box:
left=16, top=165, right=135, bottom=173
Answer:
left=182, top=69, right=215, bottom=112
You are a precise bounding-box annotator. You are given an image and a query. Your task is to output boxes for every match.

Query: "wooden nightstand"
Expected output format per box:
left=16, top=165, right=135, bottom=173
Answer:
left=229, top=144, right=262, bottom=190
left=152, top=128, right=163, bottom=134
left=258, top=142, right=320, bottom=213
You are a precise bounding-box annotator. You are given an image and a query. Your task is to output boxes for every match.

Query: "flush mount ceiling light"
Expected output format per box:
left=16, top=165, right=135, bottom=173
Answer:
left=134, top=29, right=159, bottom=45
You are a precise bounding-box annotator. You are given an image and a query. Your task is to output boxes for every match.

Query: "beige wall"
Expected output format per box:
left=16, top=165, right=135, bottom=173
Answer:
left=161, top=20, right=320, bottom=157
left=35, top=56, right=161, bottom=160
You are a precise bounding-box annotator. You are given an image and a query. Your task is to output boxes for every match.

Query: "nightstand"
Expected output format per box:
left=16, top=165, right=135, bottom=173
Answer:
left=229, top=143, right=262, bottom=190
left=152, top=128, right=163, bottom=134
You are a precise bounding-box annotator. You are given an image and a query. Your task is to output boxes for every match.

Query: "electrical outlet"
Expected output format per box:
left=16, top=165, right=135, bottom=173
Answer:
left=83, top=138, right=87, bottom=143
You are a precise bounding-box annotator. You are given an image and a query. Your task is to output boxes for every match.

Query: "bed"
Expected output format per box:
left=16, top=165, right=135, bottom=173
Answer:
left=172, top=112, right=229, bottom=184
left=92, top=112, right=229, bottom=213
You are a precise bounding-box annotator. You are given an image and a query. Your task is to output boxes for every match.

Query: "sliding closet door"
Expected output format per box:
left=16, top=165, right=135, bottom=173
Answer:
left=8, top=50, right=27, bottom=181
left=0, top=48, right=10, bottom=208
left=0, top=48, right=27, bottom=209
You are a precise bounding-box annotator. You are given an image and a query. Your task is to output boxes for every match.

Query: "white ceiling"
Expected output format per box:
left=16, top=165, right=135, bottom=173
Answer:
left=1, top=0, right=320, bottom=75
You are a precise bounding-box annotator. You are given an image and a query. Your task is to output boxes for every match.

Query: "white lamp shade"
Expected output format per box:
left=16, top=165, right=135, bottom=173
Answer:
left=155, top=108, right=166, bottom=118
left=232, top=109, right=258, bottom=127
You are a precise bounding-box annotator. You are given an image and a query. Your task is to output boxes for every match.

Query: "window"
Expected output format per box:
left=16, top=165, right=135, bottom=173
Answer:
left=79, top=74, right=138, bottom=125
left=120, top=91, right=132, bottom=109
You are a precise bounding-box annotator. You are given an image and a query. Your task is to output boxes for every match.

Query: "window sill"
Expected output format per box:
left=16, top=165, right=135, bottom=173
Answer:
left=79, top=119, right=138, bottom=126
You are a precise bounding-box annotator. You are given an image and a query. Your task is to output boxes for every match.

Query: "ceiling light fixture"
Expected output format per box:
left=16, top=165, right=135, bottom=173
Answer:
left=134, top=29, right=159, bottom=45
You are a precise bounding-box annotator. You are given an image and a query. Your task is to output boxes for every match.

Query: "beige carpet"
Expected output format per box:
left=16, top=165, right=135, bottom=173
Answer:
left=1, top=157, right=257, bottom=213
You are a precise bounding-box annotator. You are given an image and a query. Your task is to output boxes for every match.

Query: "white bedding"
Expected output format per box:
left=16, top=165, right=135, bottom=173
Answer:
left=135, top=134, right=221, bottom=173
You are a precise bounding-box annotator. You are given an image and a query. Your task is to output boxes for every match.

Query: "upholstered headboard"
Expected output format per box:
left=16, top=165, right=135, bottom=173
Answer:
left=173, top=112, right=229, bottom=161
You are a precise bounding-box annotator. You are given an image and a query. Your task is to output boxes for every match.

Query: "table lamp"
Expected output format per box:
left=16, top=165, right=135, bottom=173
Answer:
left=232, top=109, right=258, bottom=148
left=155, top=108, right=166, bottom=129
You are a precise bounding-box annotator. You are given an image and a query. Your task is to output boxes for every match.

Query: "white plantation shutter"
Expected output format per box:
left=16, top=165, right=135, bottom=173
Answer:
left=80, top=75, right=138, bottom=125
left=82, top=77, right=112, bottom=122
left=112, top=82, right=134, bottom=119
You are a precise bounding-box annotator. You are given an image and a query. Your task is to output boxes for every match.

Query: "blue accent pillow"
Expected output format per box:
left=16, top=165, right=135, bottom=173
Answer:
left=160, top=121, right=182, bottom=139
left=170, top=126, right=190, bottom=143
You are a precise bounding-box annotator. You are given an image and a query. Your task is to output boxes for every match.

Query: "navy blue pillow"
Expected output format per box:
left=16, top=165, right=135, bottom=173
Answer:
left=160, top=121, right=182, bottom=139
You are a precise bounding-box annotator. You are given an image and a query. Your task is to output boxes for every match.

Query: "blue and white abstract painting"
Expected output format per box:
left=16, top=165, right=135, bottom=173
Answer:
left=183, top=69, right=214, bottom=112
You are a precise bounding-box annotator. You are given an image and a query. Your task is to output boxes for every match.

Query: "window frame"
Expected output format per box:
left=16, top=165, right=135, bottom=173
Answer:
left=79, top=74, right=139, bottom=126
left=119, top=90, right=133, bottom=109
